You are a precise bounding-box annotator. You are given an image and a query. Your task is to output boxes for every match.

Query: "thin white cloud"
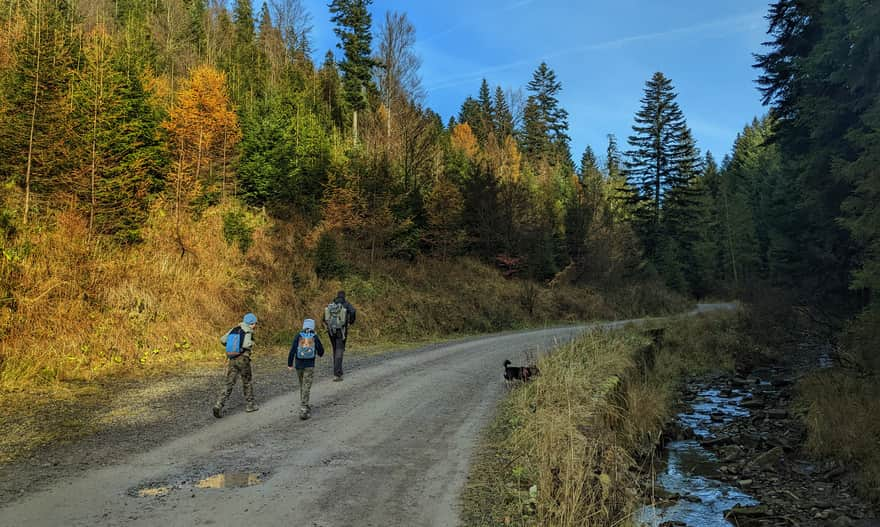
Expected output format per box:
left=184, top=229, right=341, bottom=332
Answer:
left=425, top=10, right=765, bottom=91
left=421, top=0, right=539, bottom=42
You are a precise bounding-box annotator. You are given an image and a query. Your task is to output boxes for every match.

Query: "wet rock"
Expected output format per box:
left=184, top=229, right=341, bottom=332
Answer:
left=719, top=445, right=744, bottom=462
left=766, top=409, right=788, bottom=419
left=737, top=479, right=753, bottom=487
left=725, top=504, right=772, bottom=524
left=741, top=398, right=765, bottom=409
left=747, top=446, right=784, bottom=470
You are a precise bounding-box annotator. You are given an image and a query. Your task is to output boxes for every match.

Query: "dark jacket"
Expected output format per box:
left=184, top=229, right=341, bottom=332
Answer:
left=325, top=296, right=357, bottom=338
left=287, top=332, right=325, bottom=369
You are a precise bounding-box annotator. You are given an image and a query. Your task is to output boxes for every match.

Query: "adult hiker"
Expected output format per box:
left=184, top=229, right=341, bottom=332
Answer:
left=213, top=313, right=259, bottom=417
left=323, top=290, right=356, bottom=381
left=287, top=318, right=325, bottom=420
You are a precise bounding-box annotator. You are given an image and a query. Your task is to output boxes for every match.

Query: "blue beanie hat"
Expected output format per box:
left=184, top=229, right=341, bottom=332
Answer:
left=243, top=313, right=257, bottom=325
left=302, top=318, right=316, bottom=332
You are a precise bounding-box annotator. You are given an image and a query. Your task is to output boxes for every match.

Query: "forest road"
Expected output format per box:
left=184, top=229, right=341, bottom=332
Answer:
left=0, top=303, right=734, bottom=527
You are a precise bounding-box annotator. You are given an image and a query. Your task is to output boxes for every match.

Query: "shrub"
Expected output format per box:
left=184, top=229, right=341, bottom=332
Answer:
left=222, top=209, right=254, bottom=253
left=314, top=232, right=346, bottom=279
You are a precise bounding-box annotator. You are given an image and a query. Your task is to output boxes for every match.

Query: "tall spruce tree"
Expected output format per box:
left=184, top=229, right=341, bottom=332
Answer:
left=522, top=62, right=570, bottom=165
left=493, top=85, right=513, bottom=139
left=624, top=71, right=692, bottom=260
left=328, top=0, right=377, bottom=144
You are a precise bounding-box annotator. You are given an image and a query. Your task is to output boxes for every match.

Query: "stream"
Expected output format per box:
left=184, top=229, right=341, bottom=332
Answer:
left=637, top=381, right=759, bottom=526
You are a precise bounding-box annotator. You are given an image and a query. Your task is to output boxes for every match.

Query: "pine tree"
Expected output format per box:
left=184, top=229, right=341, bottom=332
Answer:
left=71, top=24, right=166, bottom=243
left=231, top=0, right=258, bottom=101
left=0, top=0, right=74, bottom=225
left=522, top=62, right=570, bottom=165
left=624, top=71, right=691, bottom=260
left=328, top=0, right=378, bottom=144
left=493, top=85, right=513, bottom=139
left=457, top=96, right=480, bottom=130
left=473, top=78, right=494, bottom=144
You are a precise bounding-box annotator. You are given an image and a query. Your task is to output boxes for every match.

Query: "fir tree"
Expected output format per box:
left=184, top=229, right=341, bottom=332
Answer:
left=328, top=0, right=378, bottom=144
left=493, top=85, right=513, bottom=139
left=522, top=62, right=570, bottom=165
left=625, top=71, right=691, bottom=260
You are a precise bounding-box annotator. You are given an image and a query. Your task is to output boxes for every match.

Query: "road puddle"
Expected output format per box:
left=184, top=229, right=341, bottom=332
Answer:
left=638, top=384, right=758, bottom=526
left=196, top=472, right=262, bottom=489
left=136, top=486, right=170, bottom=497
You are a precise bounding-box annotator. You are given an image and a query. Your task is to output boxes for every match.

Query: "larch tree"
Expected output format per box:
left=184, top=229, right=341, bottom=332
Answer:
left=163, top=65, right=240, bottom=246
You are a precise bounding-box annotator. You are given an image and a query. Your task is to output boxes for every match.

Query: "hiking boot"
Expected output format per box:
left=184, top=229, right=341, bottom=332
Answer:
left=212, top=405, right=223, bottom=419
left=245, top=404, right=259, bottom=413
left=333, top=375, right=343, bottom=382
left=299, top=407, right=310, bottom=420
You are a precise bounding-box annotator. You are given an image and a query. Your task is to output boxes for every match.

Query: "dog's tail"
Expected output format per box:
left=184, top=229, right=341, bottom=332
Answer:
left=503, top=359, right=511, bottom=367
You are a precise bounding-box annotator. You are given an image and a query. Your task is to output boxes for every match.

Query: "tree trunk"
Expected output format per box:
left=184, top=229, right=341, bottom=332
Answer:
left=353, top=109, right=358, bottom=145
left=88, top=30, right=105, bottom=242
left=175, top=140, right=184, bottom=246
left=23, top=0, right=43, bottom=226
left=221, top=130, right=227, bottom=201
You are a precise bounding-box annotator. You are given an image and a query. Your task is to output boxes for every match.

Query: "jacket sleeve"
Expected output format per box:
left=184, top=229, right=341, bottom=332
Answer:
left=346, top=302, right=357, bottom=325
left=315, top=336, right=325, bottom=357
left=288, top=335, right=299, bottom=367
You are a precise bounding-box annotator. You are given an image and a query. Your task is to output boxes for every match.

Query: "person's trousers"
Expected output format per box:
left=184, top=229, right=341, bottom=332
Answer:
left=296, top=368, right=314, bottom=409
left=330, top=335, right=346, bottom=377
left=216, top=355, right=254, bottom=407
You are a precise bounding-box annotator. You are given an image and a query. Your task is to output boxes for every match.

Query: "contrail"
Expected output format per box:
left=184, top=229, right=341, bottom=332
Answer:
left=426, top=10, right=764, bottom=91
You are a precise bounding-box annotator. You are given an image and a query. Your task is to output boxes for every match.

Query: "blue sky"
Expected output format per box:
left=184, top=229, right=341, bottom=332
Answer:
left=300, top=0, right=772, bottom=165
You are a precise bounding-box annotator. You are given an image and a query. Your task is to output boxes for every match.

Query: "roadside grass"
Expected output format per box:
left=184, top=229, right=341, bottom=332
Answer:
left=460, top=310, right=749, bottom=527
left=796, top=371, right=880, bottom=505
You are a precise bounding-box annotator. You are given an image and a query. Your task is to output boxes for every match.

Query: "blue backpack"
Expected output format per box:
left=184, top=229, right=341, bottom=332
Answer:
left=225, top=326, right=246, bottom=358
left=296, top=332, right=316, bottom=360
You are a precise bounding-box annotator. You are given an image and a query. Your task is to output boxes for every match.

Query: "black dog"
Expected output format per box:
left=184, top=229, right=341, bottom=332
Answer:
left=503, top=360, right=539, bottom=382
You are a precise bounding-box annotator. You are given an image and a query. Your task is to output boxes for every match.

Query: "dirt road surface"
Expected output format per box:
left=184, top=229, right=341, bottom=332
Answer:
left=0, top=305, right=731, bottom=526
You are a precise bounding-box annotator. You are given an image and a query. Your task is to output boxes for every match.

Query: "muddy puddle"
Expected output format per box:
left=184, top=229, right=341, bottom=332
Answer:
left=132, top=471, right=265, bottom=498
left=638, top=383, right=758, bottom=526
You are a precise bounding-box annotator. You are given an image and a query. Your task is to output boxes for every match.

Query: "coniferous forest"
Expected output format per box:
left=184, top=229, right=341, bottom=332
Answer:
left=0, top=0, right=878, bottom=383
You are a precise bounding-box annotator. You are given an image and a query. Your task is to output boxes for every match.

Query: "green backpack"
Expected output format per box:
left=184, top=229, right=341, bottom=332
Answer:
left=324, top=302, right=348, bottom=337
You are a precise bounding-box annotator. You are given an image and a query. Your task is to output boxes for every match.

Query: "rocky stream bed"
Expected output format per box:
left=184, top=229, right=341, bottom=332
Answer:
left=638, top=363, right=879, bottom=527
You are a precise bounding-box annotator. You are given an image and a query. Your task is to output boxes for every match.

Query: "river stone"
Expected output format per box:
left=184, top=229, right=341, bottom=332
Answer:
left=747, top=446, right=784, bottom=470
left=741, top=398, right=765, bottom=409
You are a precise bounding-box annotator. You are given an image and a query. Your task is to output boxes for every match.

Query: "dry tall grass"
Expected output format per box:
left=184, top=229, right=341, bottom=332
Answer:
left=797, top=371, right=880, bottom=504
left=460, top=311, right=746, bottom=527
left=0, top=203, right=687, bottom=392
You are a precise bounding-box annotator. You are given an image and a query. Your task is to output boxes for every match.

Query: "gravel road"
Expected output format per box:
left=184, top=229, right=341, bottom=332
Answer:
left=0, top=305, right=730, bottom=526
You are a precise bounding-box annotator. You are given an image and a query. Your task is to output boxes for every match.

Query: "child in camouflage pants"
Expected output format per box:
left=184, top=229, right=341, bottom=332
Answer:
left=213, top=313, right=259, bottom=417
left=287, top=318, right=325, bottom=420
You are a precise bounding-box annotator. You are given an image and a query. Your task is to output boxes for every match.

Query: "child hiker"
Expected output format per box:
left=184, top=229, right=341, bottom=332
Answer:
left=214, top=312, right=259, bottom=417
left=287, top=318, right=325, bottom=420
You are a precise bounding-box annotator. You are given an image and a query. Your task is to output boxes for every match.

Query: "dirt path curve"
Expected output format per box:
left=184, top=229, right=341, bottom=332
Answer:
left=1, top=304, right=733, bottom=527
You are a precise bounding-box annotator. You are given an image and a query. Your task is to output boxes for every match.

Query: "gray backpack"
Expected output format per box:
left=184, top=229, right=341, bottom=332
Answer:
left=324, top=302, right=348, bottom=337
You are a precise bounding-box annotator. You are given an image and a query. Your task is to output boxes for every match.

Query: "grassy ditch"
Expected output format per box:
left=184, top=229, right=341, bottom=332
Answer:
left=460, top=310, right=754, bottom=526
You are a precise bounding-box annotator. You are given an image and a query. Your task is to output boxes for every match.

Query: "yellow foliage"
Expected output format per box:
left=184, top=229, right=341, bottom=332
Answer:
left=164, top=65, right=240, bottom=157
left=500, top=135, right=522, bottom=183
left=451, top=122, right=479, bottom=159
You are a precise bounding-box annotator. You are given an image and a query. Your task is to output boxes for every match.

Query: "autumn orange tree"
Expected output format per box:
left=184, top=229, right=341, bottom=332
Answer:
left=163, top=65, right=240, bottom=245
